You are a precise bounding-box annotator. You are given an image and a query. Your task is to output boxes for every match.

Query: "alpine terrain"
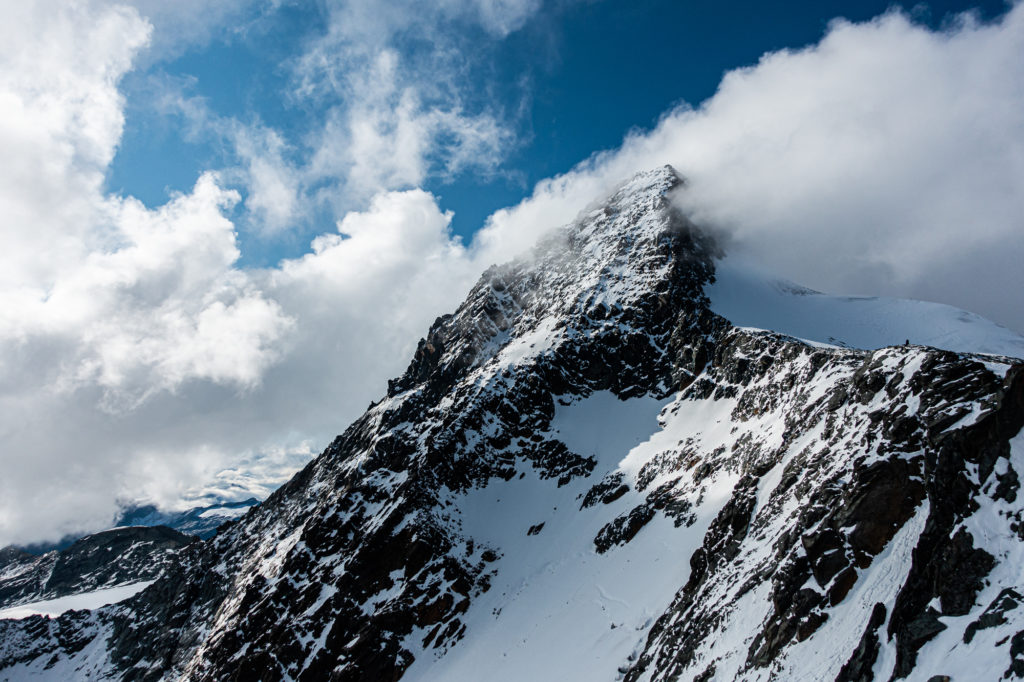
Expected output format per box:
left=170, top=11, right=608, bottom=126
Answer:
left=2, top=166, right=1023, bottom=681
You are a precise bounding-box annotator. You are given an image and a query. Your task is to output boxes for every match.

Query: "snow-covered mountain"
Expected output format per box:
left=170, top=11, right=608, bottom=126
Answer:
left=0, top=500, right=256, bottom=624
left=0, top=526, right=193, bottom=617
left=2, top=166, right=1023, bottom=681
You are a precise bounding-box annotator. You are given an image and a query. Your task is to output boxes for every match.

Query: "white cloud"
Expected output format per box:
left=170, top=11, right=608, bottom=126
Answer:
left=124, top=0, right=278, bottom=62
left=0, top=0, right=148, bottom=289
left=292, top=0, right=528, bottom=210
left=3, top=172, right=293, bottom=410
left=0, top=0, right=538, bottom=544
left=232, top=125, right=303, bottom=236
left=306, top=49, right=514, bottom=208
left=0, top=1, right=294, bottom=542
left=143, top=0, right=529, bottom=237
left=478, top=5, right=1024, bottom=333
left=470, top=0, right=544, bottom=36
left=0, top=2, right=481, bottom=540
left=296, top=0, right=543, bottom=60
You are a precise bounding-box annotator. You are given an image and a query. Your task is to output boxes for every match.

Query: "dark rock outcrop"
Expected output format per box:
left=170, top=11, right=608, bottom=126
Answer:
left=0, top=526, right=194, bottom=612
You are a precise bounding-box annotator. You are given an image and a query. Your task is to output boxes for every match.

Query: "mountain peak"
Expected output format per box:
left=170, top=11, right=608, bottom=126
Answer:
left=387, top=165, right=714, bottom=399
left=613, top=163, right=683, bottom=196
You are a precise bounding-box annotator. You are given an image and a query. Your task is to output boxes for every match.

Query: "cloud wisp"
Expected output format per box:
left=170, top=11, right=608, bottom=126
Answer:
left=139, top=0, right=532, bottom=238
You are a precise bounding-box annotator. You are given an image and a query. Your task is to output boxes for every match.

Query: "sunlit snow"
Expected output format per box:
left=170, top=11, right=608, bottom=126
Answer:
left=0, top=581, right=154, bottom=620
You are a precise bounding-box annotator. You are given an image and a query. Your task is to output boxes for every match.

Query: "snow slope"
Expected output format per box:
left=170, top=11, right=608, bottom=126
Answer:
left=411, top=392, right=684, bottom=681
left=707, top=257, right=1024, bottom=358
left=198, top=505, right=252, bottom=520
left=0, top=581, right=153, bottom=620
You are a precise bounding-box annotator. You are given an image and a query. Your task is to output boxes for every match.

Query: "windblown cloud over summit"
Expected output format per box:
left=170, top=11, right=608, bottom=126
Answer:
left=484, top=6, right=1024, bottom=333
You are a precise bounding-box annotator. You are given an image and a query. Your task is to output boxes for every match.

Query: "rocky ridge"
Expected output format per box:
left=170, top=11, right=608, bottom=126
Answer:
left=0, top=527, right=195, bottom=613
left=0, top=166, right=1022, bottom=681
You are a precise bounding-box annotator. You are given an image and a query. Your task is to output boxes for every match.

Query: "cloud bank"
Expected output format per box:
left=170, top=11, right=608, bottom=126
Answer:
left=481, top=6, right=1024, bottom=332
left=1, top=0, right=1023, bottom=544
left=0, top=0, right=503, bottom=544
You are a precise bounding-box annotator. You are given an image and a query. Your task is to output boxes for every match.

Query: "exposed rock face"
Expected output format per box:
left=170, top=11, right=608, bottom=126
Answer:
left=1, top=166, right=1022, bottom=681
left=0, top=547, right=33, bottom=571
left=625, top=341, right=1024, bottom=681
left=0, top=527, right=195, bottom=612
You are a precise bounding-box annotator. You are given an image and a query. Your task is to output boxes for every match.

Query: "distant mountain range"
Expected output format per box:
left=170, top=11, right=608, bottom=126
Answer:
left=0, top=526, right=193, bottom=617
left=112, top=498, right=261, bottom=540
left=10, top=498, right=260, bottom=556
left=0, top=499, right=259, bottom=618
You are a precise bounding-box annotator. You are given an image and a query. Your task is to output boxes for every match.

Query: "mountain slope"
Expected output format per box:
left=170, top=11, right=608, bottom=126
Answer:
left=1, top=166, right=1023, bottom=681
left=0, top=526, right=194, bottom=614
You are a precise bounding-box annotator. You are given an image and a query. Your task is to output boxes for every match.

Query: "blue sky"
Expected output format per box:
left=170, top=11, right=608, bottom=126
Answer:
left=2, top=0, right=1023, bottom=544
left=106, top=0, right=1010, bottom=261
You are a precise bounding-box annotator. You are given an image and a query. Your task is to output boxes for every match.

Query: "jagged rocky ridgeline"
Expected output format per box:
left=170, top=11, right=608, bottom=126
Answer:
left=2, top=167, right=1022, bottom=681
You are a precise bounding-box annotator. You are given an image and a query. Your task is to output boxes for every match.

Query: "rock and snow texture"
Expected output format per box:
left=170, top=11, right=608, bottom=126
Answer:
left=0, top=526, right=193, bottom=615
left=1, top=166, right=1023, bottom=681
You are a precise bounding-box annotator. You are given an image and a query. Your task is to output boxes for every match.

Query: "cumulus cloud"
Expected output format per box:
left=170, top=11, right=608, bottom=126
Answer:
left=0, top=1, right=147, bottom=287
left=0, top=1, right=496, bottom=545
left=61, top=176, right=290, bottom=404
left=0, top=181, right=478, bottom=541
left=0, top=2, right=288, bottom=401
left=0, top=0, right=304, bottom=542
left=479, top=6, right=1024, bottom=332
left=0, top=0, right=549, bottom=545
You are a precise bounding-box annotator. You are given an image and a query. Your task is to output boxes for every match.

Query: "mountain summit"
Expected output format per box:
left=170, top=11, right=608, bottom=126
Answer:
left=2, top=167, right=1023, bottom=681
